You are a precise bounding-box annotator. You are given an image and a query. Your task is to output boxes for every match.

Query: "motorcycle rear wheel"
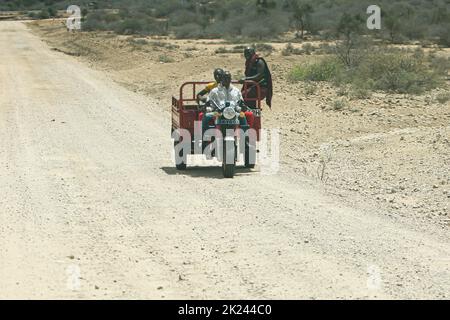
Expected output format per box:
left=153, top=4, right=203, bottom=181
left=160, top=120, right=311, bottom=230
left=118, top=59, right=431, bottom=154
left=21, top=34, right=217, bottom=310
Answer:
left=174, top=142, right=187, bottom=170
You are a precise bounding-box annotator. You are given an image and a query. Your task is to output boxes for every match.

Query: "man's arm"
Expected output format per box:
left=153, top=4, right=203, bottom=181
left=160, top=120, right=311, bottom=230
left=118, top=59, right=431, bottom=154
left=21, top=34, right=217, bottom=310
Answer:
left=240, top=59, right=265, bottom=83
left=196, top=88, right=209, bottom=104
left=235, top=88, right=251, bottom=110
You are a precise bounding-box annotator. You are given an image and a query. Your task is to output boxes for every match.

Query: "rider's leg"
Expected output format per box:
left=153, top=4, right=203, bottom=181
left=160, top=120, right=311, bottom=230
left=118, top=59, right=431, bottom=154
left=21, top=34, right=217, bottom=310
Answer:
left=242, top=86, right=267, bottom=108
left=239, top=114, right=248, bottom=128
left=202, top=113, right=214, bottom=139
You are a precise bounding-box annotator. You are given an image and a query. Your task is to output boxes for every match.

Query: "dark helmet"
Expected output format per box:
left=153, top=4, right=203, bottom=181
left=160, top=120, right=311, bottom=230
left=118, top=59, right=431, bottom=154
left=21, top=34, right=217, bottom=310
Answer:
left=244, top=47, right=255, bottom=60
left=213, top=68, right=225, bottom=82
left=222, top=71, right=232, bottom=82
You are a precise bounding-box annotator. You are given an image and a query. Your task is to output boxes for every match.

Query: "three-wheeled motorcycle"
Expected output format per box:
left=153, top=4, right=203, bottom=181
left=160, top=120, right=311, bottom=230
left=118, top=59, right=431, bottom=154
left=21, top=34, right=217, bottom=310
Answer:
left=171, top=81, right=262, bottom=178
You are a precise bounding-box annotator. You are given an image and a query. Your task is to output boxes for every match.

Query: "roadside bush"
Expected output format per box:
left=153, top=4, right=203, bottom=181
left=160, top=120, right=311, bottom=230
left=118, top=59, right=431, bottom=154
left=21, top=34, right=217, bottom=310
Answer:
left=282, top=43, right=304, bottom=56
left=304, top=82, right=318, bottom=95
left=241, top=14, right=285, bottom=41
left=83, top=17, right=107, bottom=31
left=115, top=19, right=143, bottom=34
left=151, top=41, right=179, bottom=50
left=317, top=43, right=335, bottom=55
left=431, top=23, right=450, bottom=47
left=3, top=0, right=449, bottom=46
left=435, top=92, right=450, bottom=104
left=302, top=43, right=315, bottom=55
left=47, top=7, right=57, bottom=18
left=282, top=43, right=294, bottom=56
left=254, top=43, right=274, bottom=54
left=127, top=38, right=149, bottom=49
left=159, top=54, right=175, bottom=63
left=429, top=54, right=450, bottom=77
left=289, top=46, right=447, bottom=94
left=354, top=50, right=442, bottom=94
left=173, top=23, right=203, bottom=39
left=215, top=47, right=230, bottom=54
left=349, top=87, right=371, bottom=100
left=38, top=9, right=49, bottom=19
left=332, top=99, right=347, bottom=111
left=288, top=58, right=343, bottom=82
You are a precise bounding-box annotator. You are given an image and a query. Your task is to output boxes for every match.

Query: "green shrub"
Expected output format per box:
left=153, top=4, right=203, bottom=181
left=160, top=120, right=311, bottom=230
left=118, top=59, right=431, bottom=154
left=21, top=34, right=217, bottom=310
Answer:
left=429, top=55, right=450, bottom=77
left=288, top=47, right=446, bottom=94
left=159, top=54, right=175, bottom=63
left=288, top=58, right=343, bottom=82
left=436, top=92, right=450, bottom=104
left=115, top=19, right=143, bottom=34
left=128, top=38, right=149, bottom=50
left=254, top=43, right=274, bottom=53
left=282, top=43, right=293, bottom=56
left=349, top=88, right=371, bottom=100
left=38, top=9, right=49, bottom=19
left=355, top=51, right=442, bottom=94
left=47, top=7, right=57, bottom=18
left=304, top=82, right=318, bottom=95
left=317, top=43, right=335, bottom=55
left=83, top=16, right=107, bottom=31
left=435, top=23, right=450, bottom=47
left=215, top=47, right=230, bottom=54
left=332, top=99, right=347, bottom=111
left=302, top=43, right=315, bottom=55
left=173, top=23, right=203, bottom=39
left=151, top=41, right=179, bottom=50
left=282, top=43, right=303, bottom=56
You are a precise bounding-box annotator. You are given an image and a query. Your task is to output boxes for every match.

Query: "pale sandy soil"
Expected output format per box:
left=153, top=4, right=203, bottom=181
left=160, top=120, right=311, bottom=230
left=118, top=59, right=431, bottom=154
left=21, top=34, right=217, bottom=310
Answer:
left=29, top=20, right=450, bottom=229
left=0, top=20, right=448, bottom=299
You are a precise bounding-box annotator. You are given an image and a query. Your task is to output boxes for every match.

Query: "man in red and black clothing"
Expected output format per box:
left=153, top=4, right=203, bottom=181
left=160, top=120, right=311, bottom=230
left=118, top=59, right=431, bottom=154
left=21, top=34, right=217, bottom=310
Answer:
left=239, top=47, right=273, bottom=109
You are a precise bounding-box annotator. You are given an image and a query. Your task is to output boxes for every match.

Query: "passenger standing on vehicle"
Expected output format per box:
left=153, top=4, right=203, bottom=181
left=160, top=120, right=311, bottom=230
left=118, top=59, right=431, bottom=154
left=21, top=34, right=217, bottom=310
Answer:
left=239, top=47, right=273, bottom=108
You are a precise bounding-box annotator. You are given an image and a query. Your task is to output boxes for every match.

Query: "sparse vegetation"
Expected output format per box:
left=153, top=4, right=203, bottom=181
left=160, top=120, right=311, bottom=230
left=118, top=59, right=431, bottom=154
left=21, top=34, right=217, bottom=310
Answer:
left=158, top=54, right=174, bottom=63
left=435, top=92, right=450, bottom=104
left=304, top=82, right=317, bottom=95
left=215, top=47, right=241, bottom=54
left=288, top=58, right=343, bottom=82
left=332, top=99, right=347, bottom=111
left=3, top=0, right=448, bottom=46
left=289, top=47, right=448, bottom=94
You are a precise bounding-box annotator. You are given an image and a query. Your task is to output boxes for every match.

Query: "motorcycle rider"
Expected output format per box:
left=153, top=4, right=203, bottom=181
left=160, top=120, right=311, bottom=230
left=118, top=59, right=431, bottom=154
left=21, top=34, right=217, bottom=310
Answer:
left=203, top=71, right=249, bottom=139
left=196, top=68, right=225, bottom=104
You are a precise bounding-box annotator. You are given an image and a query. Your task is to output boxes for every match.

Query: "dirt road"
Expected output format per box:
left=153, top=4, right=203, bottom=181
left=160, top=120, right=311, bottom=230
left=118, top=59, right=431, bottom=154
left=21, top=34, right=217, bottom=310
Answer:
left=0, top=21, right=449, bottom=299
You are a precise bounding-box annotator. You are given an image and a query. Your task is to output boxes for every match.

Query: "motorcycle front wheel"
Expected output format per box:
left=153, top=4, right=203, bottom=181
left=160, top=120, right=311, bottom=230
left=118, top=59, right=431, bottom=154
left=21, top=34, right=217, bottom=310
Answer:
left=222, top=137, right=236, bottom=178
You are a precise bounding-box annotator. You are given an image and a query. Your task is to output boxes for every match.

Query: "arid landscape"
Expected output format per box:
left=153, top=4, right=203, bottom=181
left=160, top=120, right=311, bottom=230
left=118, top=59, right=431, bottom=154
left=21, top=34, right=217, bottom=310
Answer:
left=0, top=1, right=449, bottom=300
left=30, top=19, right=450, bottom=229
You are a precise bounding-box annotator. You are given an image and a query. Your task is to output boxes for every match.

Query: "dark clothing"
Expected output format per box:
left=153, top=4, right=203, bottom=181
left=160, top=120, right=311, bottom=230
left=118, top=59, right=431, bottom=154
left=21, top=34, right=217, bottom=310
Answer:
left=244, top=54, right=273, bottom=108
left=242, top=86, right=268, bottom=108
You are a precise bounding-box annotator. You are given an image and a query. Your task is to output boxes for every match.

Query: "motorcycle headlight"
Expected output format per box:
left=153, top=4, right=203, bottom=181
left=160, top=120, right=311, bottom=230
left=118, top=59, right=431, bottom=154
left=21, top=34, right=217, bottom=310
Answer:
left=223, top=106, right=236, bottom=120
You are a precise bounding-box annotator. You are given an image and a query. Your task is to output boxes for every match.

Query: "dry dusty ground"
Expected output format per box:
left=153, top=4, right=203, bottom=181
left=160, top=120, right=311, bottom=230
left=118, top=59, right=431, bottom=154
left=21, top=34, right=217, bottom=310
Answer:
left=30, top=20, right=450, bottom=229
left=0, top=20, right=448, bottom=299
